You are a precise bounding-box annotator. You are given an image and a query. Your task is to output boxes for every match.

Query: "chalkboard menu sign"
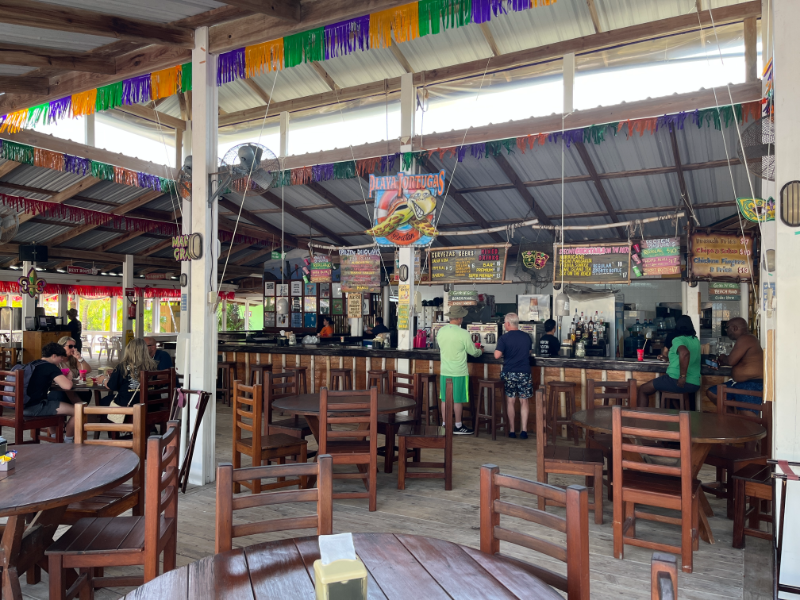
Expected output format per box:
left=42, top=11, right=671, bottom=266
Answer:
left=341, top=250, right=381, bottom=293
left=427, top=244, right=510, bottom=284
left=554, top=243, right=630, bottom=284
left=688, top=232, right=753, bottom=282
left=309, top=254, right=332, bottom=283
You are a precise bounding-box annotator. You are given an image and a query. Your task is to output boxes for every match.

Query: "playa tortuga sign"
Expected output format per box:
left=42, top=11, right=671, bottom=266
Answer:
left=366, top=170, right=445, bottom=247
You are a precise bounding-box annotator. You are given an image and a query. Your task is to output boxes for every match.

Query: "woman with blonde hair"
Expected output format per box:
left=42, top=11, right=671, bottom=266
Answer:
left=101, top=338, right=158, bottom=410
left=58, top=336, right=91, bottom=378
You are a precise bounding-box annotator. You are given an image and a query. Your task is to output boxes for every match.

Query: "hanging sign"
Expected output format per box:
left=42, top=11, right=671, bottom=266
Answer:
left=271, top=250, right=285, bottom=260
left=340, top=249, right=381, bottom=293
left=346, top=293, right=362, bottom=318
left=428, top=245, right=510, bottom=284
left=67, top=265, right=90, bottom=275
left=554, top=243, right=631, bottom=284
left=125, top=287, right=136, bottom=297
left=737, top=197, right=775, bottom=223
left=18, top=268, right=46, bottom=298
left=172, top=233, right=202, bottom=261
left=308, top=254, right=332, bottom=283
left=448, top=290, right=478, bottom=306
left=145, top=273, right=172, bottom=280
left=634, top=238, right=681, bottom=277
left=366, top=170, right=445, bottom=247
left=688, top=232, right=753, bottom=282
left=709, top=282, right=741, bottom=301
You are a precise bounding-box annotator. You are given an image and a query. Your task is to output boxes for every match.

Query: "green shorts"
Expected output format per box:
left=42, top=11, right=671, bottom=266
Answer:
left=439, top=375, right=469, bottom=403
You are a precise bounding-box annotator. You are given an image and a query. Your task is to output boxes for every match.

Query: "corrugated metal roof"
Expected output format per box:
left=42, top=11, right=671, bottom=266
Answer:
left=22, top=0, right=223, bottom=24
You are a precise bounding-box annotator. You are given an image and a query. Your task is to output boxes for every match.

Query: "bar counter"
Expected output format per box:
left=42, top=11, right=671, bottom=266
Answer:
left=214, top=343, right=730, bottom=411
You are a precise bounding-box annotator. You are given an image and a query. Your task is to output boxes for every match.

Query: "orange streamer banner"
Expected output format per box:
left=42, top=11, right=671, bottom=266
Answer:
left=151, top=66, right=182, bottom=101
left=71, top=89, right=97, bottom=117
left=34, top=148, right=64, bottom=171
left=370, top=3, right=420, bottom=48
left=245, top=39, right=285, bottom=78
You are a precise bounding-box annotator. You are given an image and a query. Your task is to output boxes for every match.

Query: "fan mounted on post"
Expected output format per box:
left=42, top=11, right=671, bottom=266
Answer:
left=737, top=117, right=775, bottom=181
left=221, top=143, right=280, bottom=195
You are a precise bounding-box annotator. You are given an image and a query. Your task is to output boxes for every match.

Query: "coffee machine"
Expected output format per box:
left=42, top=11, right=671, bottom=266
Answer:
left=466, top=323, right=499, bottom=353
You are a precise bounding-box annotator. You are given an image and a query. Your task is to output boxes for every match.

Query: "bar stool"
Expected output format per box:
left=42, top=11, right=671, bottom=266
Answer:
left=248, top=363, right=273, bottom=386
left=367, top=369, right=389, bottom=394
left=217, top=360, right=237, bottom=406
left=546, top=381, right=579, bottom=445
left=330, top=368, right=353, bottom=391
left=661, top=391, right=692, bottom=411
left=287, top=366, right=309, bottom=394
left=475, top=379, right=507, bottom=440
left=419, top=373, right=439, bottom=426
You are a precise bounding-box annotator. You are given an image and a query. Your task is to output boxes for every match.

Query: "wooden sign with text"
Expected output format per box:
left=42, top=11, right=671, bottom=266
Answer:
left=554, top=243, right=631, bottom=284
left=427, top=244, right=510, bottom=284
left=688, top=232, right=753, bottom=282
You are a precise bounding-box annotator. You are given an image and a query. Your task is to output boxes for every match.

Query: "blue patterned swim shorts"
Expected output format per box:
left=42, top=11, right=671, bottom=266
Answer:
left=500, top=372, right=533, bottom=399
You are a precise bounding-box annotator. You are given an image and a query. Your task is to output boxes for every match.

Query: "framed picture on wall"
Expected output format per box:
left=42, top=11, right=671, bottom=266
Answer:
left=319, top=299, right=330, bottom=314
left=264, top=297, right=275, bottom=311
left=291, top=313, right=303, bottom=328
left=264, top=313, right=276, bottom=327
left=264, top=281, right=275, bottom=296
left=291, top=281, right=302, bottom=296
left=304, top=297, right=317, bottom=313
left=304, top=313, right=317, bottom=328
left=320, top=283, right=330, bottom=298
left=362, top=298, right=370, bottom=315
left=332, top=282, right=342, bottom=299
left=276, top=284, right=289, bottom=297
left=291, top=297, right=302, bottom=312
left=304, top=282, right=317, bottom=296
left=332, top=298, right=343, bottom=315
left=277, top=313, right=289, bottom=327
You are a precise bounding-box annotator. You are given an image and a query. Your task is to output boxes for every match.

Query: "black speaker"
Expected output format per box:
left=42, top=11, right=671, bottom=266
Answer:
left=18, top=244, right=48, bottom=262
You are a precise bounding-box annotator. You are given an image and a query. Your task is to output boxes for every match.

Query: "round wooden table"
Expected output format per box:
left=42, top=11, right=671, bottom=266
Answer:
left=0, top=444, right=139, bottom=600
left=123, top=533, right=563, bottom=599
left=572, top=407, right=766, bottom=544
left=273, top=393, right=416, bottom=442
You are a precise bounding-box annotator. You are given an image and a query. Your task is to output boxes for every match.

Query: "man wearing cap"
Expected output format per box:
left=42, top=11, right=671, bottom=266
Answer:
left=65, top=308, right=83, bottom=352
left=437, top=305, right=482, bottom=434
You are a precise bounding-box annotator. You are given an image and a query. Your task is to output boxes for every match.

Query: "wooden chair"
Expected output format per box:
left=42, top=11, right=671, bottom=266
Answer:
left=232, top=380, right=308, bottom=494
left=535, top=389, right=604, bottom=524
left=397, top=378, right=454, bottom=491
left=140, top=368, right=175, bottom=434
left=475, top=379, right=507, bottom=440
left=367, top=369, right=389, bottom=394
left=585, top=378, right=638, bottom=501
left=215, top=455, right=333, bottom=554
left=377, top=370, right=421, bottom=473
left=248, top=362, right=272, bottom=386
left=329, top=367, right=353, bottom=391
left=319, top=386, right=379, bottom=511
left=480, top=464, right=590, bottom=600
left=265, top=370, right=312, bottom=439
left=612, top=406, right=700, bottom=573
left=651, top=552, right=678, bottom=600
left=660, top=391, right=692, bottom=411
left=546, top=380, right=580, bottom=445
left=62, top=402, right=147, bottom=524
left=0, top=369, right=64, bottom=444
left=732, top=462, right=772, bottom=549
left=217, top=360, right=237, bottom=406
left=47, top=421, right=181, bottom=598
left=703, top=387, right=770, bottom=518
left=0, top=347, right=17, bottom=370
left=288, top=365, right=309, bottom=394
left=419, top=373, right=439, bottom=426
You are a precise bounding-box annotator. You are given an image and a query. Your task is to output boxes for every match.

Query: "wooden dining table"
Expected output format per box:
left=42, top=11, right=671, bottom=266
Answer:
left=122, top=533, right=563, bottom=599
left=0, top=444, right=140, bottom=600
left=572, top=407, right=767, bottom=544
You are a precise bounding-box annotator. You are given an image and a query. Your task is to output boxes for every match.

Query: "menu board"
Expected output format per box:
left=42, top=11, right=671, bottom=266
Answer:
left=689, top=232, right=753, bottom=282
left=636, top=238, right=681, bottom=277
left=448, top=290, right=478, bottom=306
left=554, top=243, right=630, bottom=284
left=347, top=293, right=362, bottom=318
left=309, top=254, right=332, bottom=283
left=341, top=250, right=381, bottom=293
left=428, top=245, right=509, bottom=284
left=709, top=282, right=741, bottom=301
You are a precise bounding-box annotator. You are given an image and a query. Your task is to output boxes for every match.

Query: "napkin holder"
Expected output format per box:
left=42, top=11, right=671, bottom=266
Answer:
left=313, top=557, right=367, bottom=600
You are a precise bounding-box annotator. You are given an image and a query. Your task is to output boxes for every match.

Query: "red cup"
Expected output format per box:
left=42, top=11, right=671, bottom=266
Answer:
left=636, top=349, right=644, bottom=361
left=79, top=369, right=88, bottom=381
left=61, top=368, right=71, bottom=377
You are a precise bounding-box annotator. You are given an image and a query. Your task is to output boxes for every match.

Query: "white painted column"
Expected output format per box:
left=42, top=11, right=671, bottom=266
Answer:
left=57, top=292, right=68, bottom=322
left=109, top=295, right=117, bottom=333
left=681, top=282, right=700, bottom=339
left=187, top=25, right=219, bottom=486
left=772, top=0, right=800, bottom=587
left=21, top=261, right=35, bottom=322
left=121, top=256, right=133, bottom=344
left=739, top=282, right=749, bottom=325
left=177, top=197, right=191, bottom=371
left=152, top=299, right=161, bottom=334
left=84, top=114, right=95, bottom=147
left=563, top=53, right=575, bottom=114
left=279, top=111, right=290, bottom=157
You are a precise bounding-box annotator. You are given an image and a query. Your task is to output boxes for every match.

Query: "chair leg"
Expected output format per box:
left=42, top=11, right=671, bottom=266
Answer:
left=733, top=477, right=746, bottom=549
left=397, top=436, right=407, bottom=490
left=79, top=568, right=93, bottom=600
left=26, top=563, right=41, bottom=585
left=384, top=424, right=395, bottom=474
left=163, top=530, right=177, bottom=573
left=594, top=464, right=603, bottom=525
left=49, top=554, right=66, bottom=600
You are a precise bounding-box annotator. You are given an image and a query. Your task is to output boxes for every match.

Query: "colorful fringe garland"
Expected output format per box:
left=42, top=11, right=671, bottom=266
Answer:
left=246, top=39, right=284, bottom=77
left=71, top=89, right=97, bottom=118
left=151, top=66, right=182, bottom=101
left=370, top=3, right=420, bottom=48
left=0, top=281, right=185, bottom=298
left=325, top=16, right=370, bottom=60
left=96, top=82, right=123, bottom=112
left=284, top=28, right=325, bottom=68
left=34, top=148, right=64, bottom=171
left=418, top=0, right=471, bottom=36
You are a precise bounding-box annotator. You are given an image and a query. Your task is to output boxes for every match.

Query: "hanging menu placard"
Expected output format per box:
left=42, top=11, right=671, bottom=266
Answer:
left=554, top=243, right=631, bottom=284
left=638, top=238, right=681, bottom=277
left=340, top=250, right=382, bottom=293
left=309, top=254, right=332, bottom=283
left=689, top=232, right=753, bottom=282
left=427, top=245, right=510, bottom=284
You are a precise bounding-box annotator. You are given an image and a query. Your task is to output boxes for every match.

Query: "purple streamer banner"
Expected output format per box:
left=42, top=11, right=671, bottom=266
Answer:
left=312, top=163, right=334, bottom=181
left=137, top=172, right=161, bottom=191
left=122, top=75, right=151, bottom=106
left=64, top=154, right=92, bottom=176
left=218, top=48, right=246, bottom=86
left=324, top=15, right=370, bottom=60
left=48, top=97, right=71, bottom=124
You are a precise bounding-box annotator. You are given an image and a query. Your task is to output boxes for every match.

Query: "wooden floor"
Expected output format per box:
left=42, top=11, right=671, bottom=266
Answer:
left=11, top=393, right=773, bottom=599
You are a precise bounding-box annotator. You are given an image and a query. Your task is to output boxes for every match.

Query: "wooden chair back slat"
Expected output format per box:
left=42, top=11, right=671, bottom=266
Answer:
left=140, top=368, right=175, bottom=429
left=143, top=420, right=180, bottom=582
left=480, top=463, right=590, bottom=600
left=318, top=387, right=378, bottom=457
left=718, top=386, right=771, bottom=456
left=264, top=371, right=297, bottom=426
left=613, top=408, right=690, bottom=481
left=587, top=378, right=637, bottom=407
left=0, top=368, right=65, bottom=443
left=233, top=381, right=263, bottom=454
left=388, top=370, right=421, bottom=417
left=215, top=455, right=333, bottom=553
left=0, top=369, right=22, bottom=412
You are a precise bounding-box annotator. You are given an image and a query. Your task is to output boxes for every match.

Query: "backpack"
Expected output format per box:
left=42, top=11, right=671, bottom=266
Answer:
left=4, top=360, right=47, bottom=407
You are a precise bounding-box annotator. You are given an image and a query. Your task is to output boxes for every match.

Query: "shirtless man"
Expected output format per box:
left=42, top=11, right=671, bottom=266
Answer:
left=706, top=317, right=763, bottom=406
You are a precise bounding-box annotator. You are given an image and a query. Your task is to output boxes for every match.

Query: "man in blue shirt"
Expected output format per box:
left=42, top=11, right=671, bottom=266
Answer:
left=494, top=313, right=533, bottom=439
left=144, top=337, right=173, bottom=370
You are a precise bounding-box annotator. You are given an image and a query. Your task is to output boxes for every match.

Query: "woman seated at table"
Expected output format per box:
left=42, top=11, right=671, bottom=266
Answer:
left=637, top=315, right=701, bottom=409
left=318, top=317, right=334, bottom=338
left=98, top=338, right=157, bottom=413
left=58, top=336, right=93, bottom=404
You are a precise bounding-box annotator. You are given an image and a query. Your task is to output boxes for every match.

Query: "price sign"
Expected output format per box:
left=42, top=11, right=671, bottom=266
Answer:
left=689, top=232, right=753, bottom=282
left=554, top=243, right=630, bottom=284
left=347, top=293, right=362, bottom=318
left=309, top=254, right=332, bottom=283
left=427, top=245, right=509, bottom=284
left=341, top=250, right=381, bottom=293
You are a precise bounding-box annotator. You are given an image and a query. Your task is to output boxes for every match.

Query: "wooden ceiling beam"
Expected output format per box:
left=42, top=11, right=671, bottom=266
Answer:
left=234, top=246, right=274, bottom=266
left=222, top=0, right=300, bottom=22
left=0, top=0, right=194, bottom=47
left=573, top=141, right=627, bottom=238
left=19, top=176, right=100, bottom=226
left=218, top=196, right=300, bottom=247
left=478, top=23, right=501, bottom=57
left=668, top=124, right=697, bottom=224
left=115, top=104, right=187, bottom=131
left=0, top=42, right=116, bottom=74
left=243, top=78, right=272, bottom=105
left=310, top=62, right=340, bottom=91
left=0, top=76, right=49, bottom=95
left=304, top=181, right=372, bottom=230
left=492, top=153, right=553, bottom=230
left=586, top=0, right=602, bottom=34
left=389, top=44, right=414, bottom=74
left=260, top=191, right=350, bottom=246
left=0, top=161, right=22, bottom=178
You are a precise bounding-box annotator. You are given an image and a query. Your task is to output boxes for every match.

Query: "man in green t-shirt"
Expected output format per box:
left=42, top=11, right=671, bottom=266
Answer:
left=437, top=305, right=482, bottom=434
left=637, top=316, right=701, bottom=408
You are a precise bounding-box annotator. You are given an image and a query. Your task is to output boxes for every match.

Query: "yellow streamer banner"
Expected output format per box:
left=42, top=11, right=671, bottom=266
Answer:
left=370, top=3, right=420, bottom=49
left=246, top=39, right=284, bottom=78
left=71, top=89, right=97, bottom=117
left=151, top=66, right=182, bottom=101
left=0, top=110, right=28, bottom=134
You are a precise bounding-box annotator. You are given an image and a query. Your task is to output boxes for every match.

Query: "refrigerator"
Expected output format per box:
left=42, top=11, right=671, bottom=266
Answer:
left=556, top=294, right=621, bottom=358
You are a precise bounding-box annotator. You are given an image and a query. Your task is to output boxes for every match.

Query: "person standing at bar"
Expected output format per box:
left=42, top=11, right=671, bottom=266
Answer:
left=437, top=305, right=481, bottom=434
left=65, top=308, right=82, bottom=352
left=494, top=313, right=533, bottom=439
left=637, top=315, right=701, bottom=408
left=706, top=317, right=763, bottom=406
